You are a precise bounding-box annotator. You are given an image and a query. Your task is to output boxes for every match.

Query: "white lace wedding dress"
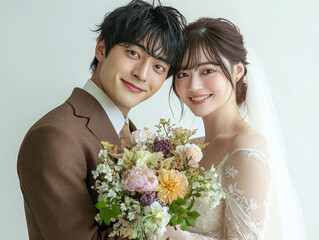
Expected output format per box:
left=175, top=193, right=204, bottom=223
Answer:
left=179, top=147, right=272, bottom=240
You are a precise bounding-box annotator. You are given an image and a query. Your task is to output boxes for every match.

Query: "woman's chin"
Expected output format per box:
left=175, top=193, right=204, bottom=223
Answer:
left=188, top=109, right=208, bottom=117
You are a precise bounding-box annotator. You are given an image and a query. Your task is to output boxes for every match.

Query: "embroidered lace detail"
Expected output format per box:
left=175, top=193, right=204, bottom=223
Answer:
left=248, top=151, right=264, bottom=162
left=225, top=166, right=238, bottom=178
left=227, top=183, right=260, bottom=212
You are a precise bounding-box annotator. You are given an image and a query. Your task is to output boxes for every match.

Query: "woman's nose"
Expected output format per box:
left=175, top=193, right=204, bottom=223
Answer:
left=188, top=75, right=203, bottom=91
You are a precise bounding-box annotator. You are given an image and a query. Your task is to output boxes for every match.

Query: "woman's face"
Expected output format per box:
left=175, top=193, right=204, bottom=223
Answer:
left=175, top=50, right=237, bottom=117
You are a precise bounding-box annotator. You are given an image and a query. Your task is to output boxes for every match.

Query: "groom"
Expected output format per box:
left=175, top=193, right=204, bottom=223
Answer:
left=17, top=1, right=186, bottom=239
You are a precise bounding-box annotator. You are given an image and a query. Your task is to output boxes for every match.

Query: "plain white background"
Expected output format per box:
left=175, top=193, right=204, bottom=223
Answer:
left=1, top=0, right=318, bottom=238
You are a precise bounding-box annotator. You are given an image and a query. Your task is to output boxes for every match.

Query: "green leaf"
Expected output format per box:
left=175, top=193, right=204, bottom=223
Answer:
left=98, top=204, right=121, bottom=226
left=176, top=215, right=184, bottom=225
left=185, top=217, right=196, bottom=227
left=198, top=167, right=205, bottom=176
left=185, top=214, right=199, bottom=227
left=187, top=199, right=195, bottom=211
left=193, top=193, right=201, bottom=198
left=174, top=198, right=187, bottom=206
left=187, top=211, right=200, bottom=218
left=100, top=208, right=112, bottom=225
left=95, top=201, right=108, bottom=210
left=176, top=207, right=187, bottom=214
left=180, top=219, right=188, bottom=231
left=169, top=214, right=179, bottom=226
left=109, top=205, right=121, bottom=219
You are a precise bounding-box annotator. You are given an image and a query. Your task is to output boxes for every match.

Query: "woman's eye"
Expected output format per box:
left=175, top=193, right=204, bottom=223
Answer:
left=203, top=69, right=214, bottom=75
left=177, top=72, right=188, bottom=78
left=154, top=64, right=165, bottom=72
left=129, top=50, right=139, bottom=58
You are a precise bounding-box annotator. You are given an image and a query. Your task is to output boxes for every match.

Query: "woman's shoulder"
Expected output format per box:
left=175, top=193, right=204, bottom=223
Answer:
left=228, top=126, right=269, bottom=159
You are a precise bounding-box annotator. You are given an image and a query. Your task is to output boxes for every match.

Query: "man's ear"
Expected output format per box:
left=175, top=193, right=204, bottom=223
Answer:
left=95, top=38, right=106, bottom=62
left=234, top=61, right=245, bottom=82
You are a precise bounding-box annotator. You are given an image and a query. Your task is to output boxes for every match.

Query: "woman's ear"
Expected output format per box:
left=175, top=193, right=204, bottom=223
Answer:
left=234, top=61, right=245, bottom=82
left=95, top=38, right=106, bottom=62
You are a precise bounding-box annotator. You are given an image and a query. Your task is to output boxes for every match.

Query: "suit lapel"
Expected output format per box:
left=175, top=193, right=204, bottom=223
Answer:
left=66, top=88, right=121, bottom=148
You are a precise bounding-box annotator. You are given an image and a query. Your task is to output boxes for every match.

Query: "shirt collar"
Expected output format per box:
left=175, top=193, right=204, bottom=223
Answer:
left=83, top=79, right=128, bottom=135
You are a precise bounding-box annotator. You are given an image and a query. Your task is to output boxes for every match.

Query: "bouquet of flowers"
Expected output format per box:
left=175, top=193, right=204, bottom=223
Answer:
left=92, top=119, right=225, bottom=240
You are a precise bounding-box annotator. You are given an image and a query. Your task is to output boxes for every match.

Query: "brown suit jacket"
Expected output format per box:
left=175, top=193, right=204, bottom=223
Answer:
left=17, top=88, right=136, bottom=240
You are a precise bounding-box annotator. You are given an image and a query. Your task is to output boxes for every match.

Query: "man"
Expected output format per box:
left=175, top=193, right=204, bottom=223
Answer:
left=17, top=0, right=186, bottom=239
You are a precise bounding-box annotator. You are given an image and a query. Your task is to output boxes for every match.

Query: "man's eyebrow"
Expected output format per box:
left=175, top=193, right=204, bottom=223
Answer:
left=131, top=43, right=169, bottom=65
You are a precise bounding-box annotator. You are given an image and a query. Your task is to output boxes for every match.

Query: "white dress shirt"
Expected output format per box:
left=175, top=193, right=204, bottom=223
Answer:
left=83, top=79, right=129, bottom=135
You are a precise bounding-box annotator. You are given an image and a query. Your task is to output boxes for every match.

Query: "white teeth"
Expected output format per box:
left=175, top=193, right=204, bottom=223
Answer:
left=191, top=95, right=211, bottom=101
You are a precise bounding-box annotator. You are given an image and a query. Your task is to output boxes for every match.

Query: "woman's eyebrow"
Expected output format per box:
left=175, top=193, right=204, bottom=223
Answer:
left=197, top=62, right=217, bottom=66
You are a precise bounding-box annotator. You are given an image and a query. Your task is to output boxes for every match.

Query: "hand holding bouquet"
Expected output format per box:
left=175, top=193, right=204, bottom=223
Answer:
left=92, top=119, right=225, bottom=240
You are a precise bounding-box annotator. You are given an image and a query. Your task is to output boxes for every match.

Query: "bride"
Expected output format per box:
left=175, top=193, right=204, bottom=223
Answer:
left=165, top=18, right=307, bottom=239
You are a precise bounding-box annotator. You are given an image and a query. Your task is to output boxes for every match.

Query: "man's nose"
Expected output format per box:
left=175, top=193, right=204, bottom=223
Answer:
left=132, top=60, right=151, bottom=82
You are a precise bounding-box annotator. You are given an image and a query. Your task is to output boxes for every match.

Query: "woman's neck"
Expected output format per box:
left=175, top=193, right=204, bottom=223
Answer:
left=202, top=102, right=244, bottom=143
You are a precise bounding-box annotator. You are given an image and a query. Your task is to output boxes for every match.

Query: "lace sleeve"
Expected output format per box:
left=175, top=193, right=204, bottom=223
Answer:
left=165, top=226, right=215, bottom=240
left=221, top=148, right=272, bottom=240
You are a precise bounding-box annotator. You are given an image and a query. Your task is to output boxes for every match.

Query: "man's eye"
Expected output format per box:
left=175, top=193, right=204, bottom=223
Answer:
left=154, top=65, right=165, bottom=72
left=203, top=69, right=214, bottom=75
left=129, top=50, right=139, bottom=58
left=177, top=72, right=188, bottom=78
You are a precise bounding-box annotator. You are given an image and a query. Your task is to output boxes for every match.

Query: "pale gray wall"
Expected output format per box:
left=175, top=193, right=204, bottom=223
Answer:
left=1, top=0, right=317, bottom=238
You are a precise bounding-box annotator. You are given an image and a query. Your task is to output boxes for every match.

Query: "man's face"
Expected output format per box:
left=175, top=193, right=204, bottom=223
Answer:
left=94, top=41, right=169, bottom=116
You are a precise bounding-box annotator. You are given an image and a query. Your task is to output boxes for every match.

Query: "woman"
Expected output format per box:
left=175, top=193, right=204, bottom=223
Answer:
left=165, top=18, right=307, bottom=239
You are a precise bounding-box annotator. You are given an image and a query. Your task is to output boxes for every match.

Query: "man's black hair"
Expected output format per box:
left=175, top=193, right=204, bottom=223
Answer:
left=90, top=0, right=186, bottom=78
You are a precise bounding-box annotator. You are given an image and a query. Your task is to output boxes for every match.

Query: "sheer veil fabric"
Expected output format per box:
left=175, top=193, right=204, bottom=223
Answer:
left=241, top=46, right=307, bottom=239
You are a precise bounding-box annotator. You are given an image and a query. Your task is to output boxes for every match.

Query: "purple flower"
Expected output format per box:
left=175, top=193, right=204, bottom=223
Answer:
left=152, top=137, right=173, bottom=158
left=140, top=191, right=164, bottom=207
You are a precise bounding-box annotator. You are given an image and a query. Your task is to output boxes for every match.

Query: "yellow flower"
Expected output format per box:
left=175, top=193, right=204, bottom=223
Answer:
left=155, top=169, right=189, bottom=205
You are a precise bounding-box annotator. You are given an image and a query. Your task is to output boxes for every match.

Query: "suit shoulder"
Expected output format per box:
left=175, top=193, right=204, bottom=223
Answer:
left=19, top=102, right=82, bottom=154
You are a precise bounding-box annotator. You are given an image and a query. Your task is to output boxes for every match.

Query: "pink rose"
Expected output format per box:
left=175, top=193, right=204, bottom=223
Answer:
left=176, top=143, right=203, bottom=168
left=122, top=166, right=158, bottom=192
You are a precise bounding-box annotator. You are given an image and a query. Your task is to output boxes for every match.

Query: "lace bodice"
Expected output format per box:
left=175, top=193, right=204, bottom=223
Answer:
left=167, top=147, right=272, bottom=240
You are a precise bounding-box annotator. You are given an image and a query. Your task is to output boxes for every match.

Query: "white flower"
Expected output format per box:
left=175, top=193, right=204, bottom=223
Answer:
left=99, top=182, right=109, bottom=192
left=200, top=191, right=222, bottom=209
left=192, top=182, right=200, bottom=188
left=92, top=170, right=99, bottom=179
left=114, top=181, right=123, bottom=192
left=98, top=149, right=108, bottom=159
left=117, top=158, right=124, bottom=166
left=96, top=164, right=107, bottom=174
left=95, top=214, right=101, bottom=222
left=131, top=128, right=155, bottom=145
left=144, top=202, right=171, bottom=229
left=114, top=165, right=122, bottom=171
left=120, top=203, right=127, bottom=212
left=128, top=211, right=136, bottom=221
left=108, top=189, right=117, bottom=199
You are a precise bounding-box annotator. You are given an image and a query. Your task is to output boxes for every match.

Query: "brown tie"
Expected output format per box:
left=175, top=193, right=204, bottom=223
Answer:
left=119, top=123, right=132, bottom=147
